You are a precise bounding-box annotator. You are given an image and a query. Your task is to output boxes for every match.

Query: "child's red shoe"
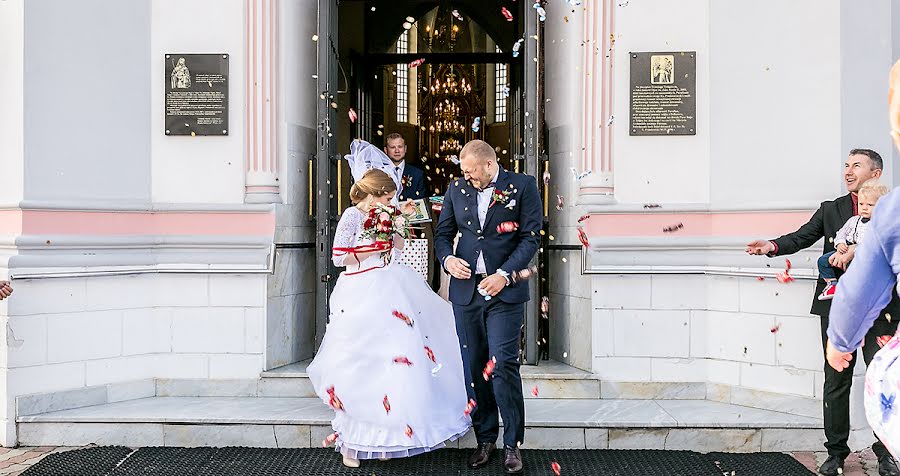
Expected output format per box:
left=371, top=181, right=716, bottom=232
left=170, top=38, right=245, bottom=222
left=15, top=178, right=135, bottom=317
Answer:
left=818, top=283, right=837, bottom=301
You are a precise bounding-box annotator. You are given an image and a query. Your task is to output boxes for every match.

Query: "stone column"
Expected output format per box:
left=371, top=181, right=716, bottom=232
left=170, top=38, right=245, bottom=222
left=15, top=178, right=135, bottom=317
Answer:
left=245, top=0, right=282, bottom=203
left=578, top=0, right=615, bottom=203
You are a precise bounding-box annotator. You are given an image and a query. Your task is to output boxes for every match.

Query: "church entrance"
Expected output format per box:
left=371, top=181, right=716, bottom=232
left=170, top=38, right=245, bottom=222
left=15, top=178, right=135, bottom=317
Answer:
left=314, top=0, right=549, bottom=364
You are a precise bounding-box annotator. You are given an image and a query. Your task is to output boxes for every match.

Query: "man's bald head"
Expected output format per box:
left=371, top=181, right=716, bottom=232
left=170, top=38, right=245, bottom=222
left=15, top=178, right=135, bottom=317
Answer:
left=459, top=140, right=499, bottom=189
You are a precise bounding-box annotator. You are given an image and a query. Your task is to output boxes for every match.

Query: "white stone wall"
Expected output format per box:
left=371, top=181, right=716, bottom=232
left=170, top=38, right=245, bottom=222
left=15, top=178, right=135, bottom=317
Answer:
left=1, top=273, right=267, bottom=445
left=591, top=274, right=824, bottom=395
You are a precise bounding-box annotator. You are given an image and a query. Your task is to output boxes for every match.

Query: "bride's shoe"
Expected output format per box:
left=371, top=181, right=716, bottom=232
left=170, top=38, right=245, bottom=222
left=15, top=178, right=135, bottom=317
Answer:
left=342, top=455, right=360, bottom=468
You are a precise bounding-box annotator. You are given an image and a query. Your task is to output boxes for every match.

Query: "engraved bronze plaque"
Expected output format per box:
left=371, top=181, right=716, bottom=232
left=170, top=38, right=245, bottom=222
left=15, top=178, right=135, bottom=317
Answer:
left=165, top=54, right=229, bottom=136
left=629, top=51, right=696, bottom=136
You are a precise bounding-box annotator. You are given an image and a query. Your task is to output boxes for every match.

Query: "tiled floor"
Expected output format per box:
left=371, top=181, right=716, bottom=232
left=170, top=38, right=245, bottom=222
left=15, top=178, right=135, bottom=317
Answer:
left=792, top=449, right=880, bottom=476
left=0, top=447, right=78, bottom=476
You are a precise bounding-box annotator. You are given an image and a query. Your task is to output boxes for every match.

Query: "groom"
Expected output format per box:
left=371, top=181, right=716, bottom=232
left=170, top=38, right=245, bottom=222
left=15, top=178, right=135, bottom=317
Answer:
left=435, top=140, right=542, bottom=474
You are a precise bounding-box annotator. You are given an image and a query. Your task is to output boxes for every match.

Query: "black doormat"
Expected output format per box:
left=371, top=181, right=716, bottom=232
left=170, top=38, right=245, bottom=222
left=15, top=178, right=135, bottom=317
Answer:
left=21, top=447, right=815, bottom=476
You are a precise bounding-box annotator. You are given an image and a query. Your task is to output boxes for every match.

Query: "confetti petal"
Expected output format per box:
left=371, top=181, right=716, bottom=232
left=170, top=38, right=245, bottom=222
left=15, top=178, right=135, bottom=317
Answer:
left=409, top=58, right=426, bottom=67
left=322, top=432, right=339, bottom=447
left=543, top=170, right=551, bottom=184
left=577, top=227, right=590, bottom=248
left=556, top=195, right=565, bottom=211
left=577, top=214, right=590, bottom=223
left=551, top=461, right=562, bottom=476
left=383, top=395, right=391, bottom=414
left=533, top=2, right=547, bottom=22
left=512, top=38, right=525, bottom=58
left=482, top=356, right=497, bottom=381
left=393, top=356, right=414, bottom=366
left=531, top=386, right=539, bottom=397
left=348, top=107, right=357, bottom=123
left=471, top=117, right=481, bottom=132
left=497, top=221, right=519, bottom=234
left=643, top=203, right=661, bottom=209
left=464, top=398, right=477, bottom=416
left=510, top=265, right=539, bottom=284
left=392, top=310, right=415, bottom=327
left=501, top=7, right=514, bottom=21
left=405, top=425, right=414, bottom=438
left=662, top=223, right=684, bottom=233
left=770, top=324, right=781, bottom=333
left=451, top=9, right=463, bottom=21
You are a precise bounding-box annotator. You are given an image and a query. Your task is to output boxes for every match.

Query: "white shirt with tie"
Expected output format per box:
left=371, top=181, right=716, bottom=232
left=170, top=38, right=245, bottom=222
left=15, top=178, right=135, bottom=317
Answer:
left=474, top=169, right=500, bottom=274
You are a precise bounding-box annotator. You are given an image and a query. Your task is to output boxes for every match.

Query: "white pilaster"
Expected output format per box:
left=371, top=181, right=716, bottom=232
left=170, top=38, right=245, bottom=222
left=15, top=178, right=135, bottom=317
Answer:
left=245, top=0, right=281, bottom=203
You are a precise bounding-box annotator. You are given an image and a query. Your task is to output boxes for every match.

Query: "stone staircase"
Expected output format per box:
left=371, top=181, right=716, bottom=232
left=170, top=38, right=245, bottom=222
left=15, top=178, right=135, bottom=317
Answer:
left=15, top=360, right=824, bottom=452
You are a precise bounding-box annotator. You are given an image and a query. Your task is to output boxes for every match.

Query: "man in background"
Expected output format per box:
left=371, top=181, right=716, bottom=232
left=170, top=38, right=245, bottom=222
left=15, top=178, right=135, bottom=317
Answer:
left=746, top=150, right=900, bottom=476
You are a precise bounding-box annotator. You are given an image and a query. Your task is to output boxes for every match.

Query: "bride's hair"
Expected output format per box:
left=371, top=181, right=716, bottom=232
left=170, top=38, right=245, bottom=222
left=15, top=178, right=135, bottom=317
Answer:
left=349, top=169, right=397, bottom=204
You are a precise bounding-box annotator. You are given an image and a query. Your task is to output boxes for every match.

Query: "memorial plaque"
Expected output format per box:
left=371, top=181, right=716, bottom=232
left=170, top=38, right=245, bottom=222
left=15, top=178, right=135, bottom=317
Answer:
left=629, top=51, right=696, bottom=136
left=165, top=54, right=229, bottom=136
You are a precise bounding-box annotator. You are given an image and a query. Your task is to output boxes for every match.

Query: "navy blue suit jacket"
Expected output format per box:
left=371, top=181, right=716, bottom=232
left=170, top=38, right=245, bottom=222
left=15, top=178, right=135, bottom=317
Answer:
left=435, top=168, right=542, bottom=305
left=398, top=163, right=427, bottom=201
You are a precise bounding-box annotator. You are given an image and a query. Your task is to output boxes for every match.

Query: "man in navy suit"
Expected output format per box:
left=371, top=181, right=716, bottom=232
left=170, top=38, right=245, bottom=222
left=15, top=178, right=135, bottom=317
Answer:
left=435, top=140, right=542, bottom=474
left=384, top=133, right=426, bottom=201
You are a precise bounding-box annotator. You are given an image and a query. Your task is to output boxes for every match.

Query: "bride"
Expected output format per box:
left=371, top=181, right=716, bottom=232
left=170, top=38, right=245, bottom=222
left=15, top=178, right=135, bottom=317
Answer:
left=306, top=140, right=471, bottom=468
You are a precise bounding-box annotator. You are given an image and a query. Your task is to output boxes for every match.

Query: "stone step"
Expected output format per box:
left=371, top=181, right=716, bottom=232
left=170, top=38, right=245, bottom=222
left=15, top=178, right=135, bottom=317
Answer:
left=260, top=360, right=609, bottom=399
left=17, top=396, right=824, bottom=453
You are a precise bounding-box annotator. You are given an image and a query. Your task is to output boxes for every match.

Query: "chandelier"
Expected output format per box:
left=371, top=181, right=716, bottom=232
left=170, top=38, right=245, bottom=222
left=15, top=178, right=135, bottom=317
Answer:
left=429, top=72, right=471, bottom=96
left=429, top=118, right=465, bottom=134
left=439, top=138, right=462, bottom=153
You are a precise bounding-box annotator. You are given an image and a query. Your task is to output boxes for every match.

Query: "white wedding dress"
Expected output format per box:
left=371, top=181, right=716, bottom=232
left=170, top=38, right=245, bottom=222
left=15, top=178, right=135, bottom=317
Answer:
left=306, top=206, right=471, bottom=460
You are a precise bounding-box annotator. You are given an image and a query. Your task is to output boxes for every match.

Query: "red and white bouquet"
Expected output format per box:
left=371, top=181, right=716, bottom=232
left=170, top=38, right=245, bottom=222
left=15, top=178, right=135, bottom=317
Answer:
left=360, top=203, right=413, bottom=243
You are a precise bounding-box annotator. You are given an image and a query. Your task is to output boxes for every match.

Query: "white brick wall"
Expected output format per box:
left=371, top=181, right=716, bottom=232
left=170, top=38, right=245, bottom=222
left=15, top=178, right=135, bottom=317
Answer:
left=244, top=307, right=264, bottom=354
left=123, top=308, right=172, bottom=355
left=738, top=277, right=816, bottom=318
left=2, top=272, right=272, bottom=443
left=613, top=310, right=690, bottom=358
left=209, top=354, right=264, bottom=378
left=592, top=357, right=652, bottom=381
left=172, top=308, right=244, bottom=354
left=85, top=275, right=155, bottom=311
left=47, top=311, right=122, bottom=363
left=592, top=310, right=614, bottom=357
left=590, top=274, right=829, bottom=399
left=593, top=276, right=652, bottom=310
left=6, top=316, right=47, bottom=367
left=696, top=311, right=777, bottom=365
left=651, top=358, right=707, bottom=382
left=706, top=276, right=740, bottom=312
left=210, top=275, right=267, bottom=307
left=650, top=275, right=707, bottom=310
left=774, top=315, right=822, bottom=371
left=740, top=363, right=816, bottom=398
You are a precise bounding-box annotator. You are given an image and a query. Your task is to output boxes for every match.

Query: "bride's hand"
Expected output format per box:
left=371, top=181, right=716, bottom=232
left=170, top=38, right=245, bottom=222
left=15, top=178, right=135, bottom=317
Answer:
left=401, top=199, right=415, bottom=215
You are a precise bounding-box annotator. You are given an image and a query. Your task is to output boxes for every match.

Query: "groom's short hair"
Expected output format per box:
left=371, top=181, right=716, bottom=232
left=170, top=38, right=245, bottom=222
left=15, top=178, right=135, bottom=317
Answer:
left=460, top=140, right=496, bottom=164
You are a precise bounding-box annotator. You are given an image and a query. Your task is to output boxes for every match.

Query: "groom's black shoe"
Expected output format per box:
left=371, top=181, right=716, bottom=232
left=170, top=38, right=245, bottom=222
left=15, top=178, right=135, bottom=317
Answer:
left=467, top=442, right=495, bottom=469
left=503, top=446, right=523, bottom=474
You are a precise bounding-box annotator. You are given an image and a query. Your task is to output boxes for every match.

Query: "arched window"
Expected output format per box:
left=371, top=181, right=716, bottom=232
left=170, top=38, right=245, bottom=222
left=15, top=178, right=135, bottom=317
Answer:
left=495, top=45, right=507, bottom=122
left=396, top=30, right=409, bottom=123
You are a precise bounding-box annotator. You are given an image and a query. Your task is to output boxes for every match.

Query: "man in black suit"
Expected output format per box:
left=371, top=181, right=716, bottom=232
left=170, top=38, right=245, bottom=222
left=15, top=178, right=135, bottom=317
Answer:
left=436, top=140, right=542, bottom=474
left=747, top=149, right=900, bottom=476
left=384, top=133, right=426, bottom=201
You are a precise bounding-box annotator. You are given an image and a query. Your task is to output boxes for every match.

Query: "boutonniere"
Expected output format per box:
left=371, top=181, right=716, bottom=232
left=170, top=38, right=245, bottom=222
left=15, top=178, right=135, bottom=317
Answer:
left=490, top=188, right=513, bottom=208
left=401, top=175, right=413, bottom=188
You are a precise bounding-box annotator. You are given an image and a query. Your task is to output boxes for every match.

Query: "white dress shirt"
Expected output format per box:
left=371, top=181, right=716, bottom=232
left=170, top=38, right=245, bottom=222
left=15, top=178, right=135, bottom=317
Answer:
left=474, top=169, right=500, bottom=274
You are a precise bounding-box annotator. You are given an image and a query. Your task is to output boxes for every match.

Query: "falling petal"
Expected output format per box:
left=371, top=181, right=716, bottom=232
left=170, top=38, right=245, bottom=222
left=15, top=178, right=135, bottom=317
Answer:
left=501, top=7, right=514, bottom=21
left=551, top=461, right=562, bottom=476
left=409, top=58, right=426, bottom=67
left=348, top=108, right=357, bottom=123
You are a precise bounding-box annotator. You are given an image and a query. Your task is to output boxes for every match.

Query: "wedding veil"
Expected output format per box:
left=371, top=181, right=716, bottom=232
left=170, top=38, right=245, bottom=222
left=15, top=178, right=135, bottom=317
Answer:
left=344, top=139, right=403, bottom=204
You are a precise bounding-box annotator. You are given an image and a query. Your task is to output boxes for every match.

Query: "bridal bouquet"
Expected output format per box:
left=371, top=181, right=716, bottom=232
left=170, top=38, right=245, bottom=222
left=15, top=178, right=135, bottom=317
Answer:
left=360, top=203, right=413, bottom=243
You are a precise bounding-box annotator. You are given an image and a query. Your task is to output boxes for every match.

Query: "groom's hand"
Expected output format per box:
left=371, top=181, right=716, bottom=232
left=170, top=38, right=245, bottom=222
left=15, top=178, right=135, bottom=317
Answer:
left=478, top=274, right=507, bottom=297
left=446, top=257, right=472, bottom=280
